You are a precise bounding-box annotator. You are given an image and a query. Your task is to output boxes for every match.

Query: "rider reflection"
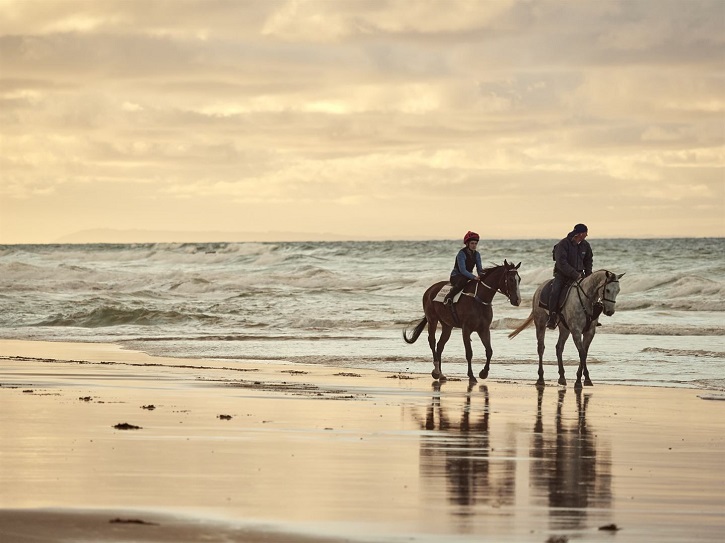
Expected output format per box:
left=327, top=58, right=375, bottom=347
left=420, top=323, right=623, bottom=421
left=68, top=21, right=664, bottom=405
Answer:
left=414, top=385, right=611, bottom=529
left=415, top=383, right=515, bottom=516
left=530, top=388, right=612, bottom=530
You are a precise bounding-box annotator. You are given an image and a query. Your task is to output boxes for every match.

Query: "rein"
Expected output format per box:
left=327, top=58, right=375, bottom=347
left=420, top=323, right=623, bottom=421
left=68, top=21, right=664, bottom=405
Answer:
left=462, top=266, right=519, bottom=306
left=462, top=280, right=491, bottom=306
left=573, top=273, right=619, bottom=330
left=575, top=274, right=619, bottom=305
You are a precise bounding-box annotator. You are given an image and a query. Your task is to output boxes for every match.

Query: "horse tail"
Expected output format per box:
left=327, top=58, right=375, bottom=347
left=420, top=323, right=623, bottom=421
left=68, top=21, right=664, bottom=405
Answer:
left=403, top=317, right=427, bottom=344
left=508, top=313, right=534, bottom=339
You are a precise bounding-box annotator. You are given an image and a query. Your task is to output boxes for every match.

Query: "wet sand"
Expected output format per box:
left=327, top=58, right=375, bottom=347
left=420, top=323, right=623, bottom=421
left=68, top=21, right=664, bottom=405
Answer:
left=1, top=339, right=724, bottom=542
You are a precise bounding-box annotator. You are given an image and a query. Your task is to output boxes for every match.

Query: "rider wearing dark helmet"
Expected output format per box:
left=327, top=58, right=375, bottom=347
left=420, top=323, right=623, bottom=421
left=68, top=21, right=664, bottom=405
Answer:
left=443, top=231, right=484, bottom=306
left=547, top=223, right=593, bottom=329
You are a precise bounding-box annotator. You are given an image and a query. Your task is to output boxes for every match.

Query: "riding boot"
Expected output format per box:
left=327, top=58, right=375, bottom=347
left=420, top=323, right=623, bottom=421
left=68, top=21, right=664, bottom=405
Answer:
left=546, top=311, right=558, bottom=330
left=444, top=280, right=465, bottom=306
left=547, top=275, right=564, bottom=330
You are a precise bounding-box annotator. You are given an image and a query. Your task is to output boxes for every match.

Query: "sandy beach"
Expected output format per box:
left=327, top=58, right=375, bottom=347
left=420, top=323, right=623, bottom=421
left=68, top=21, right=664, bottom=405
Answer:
left=1, top=339, right=723, bottom=542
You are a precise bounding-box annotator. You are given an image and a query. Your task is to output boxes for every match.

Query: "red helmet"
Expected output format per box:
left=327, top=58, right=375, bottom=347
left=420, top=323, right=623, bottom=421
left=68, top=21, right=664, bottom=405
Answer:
left=463, top=231, right=480, bottom=245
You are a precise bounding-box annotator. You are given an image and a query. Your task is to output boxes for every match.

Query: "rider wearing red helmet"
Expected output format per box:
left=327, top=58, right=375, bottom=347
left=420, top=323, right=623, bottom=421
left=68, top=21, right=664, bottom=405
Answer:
left=443, top=231, right=484, bottom=305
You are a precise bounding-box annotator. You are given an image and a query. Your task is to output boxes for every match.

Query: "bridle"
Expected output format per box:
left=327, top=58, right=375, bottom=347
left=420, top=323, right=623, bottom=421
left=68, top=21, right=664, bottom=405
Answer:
left=574, top=272, right=619, bottom=319
left=600, top=275, right=620, bottom=305
left=464, top=266, right=520, bottom=306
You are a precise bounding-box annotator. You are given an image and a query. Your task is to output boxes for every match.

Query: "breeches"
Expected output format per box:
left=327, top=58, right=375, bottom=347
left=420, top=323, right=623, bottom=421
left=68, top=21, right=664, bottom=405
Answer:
left=448, top=275, right=470, bottom=297
left=548, top=275, right=568, bottom=312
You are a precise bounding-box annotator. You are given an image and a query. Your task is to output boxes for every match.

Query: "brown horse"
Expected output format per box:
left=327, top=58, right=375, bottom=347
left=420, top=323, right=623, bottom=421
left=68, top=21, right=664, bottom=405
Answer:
left=403, top=260, right=521, bottom=383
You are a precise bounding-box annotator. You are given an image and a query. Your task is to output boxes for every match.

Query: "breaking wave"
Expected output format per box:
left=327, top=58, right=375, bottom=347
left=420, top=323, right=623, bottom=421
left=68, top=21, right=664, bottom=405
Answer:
left=35, top=306, right=220, bottom=328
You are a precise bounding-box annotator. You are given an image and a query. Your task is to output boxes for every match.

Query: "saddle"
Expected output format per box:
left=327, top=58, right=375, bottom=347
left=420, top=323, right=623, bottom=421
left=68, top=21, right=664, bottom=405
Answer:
left=538, top=279, right=574, bottom=313
left=434, top=283, right=465, bottom=327
left=434, top=284, right=464, bottom=304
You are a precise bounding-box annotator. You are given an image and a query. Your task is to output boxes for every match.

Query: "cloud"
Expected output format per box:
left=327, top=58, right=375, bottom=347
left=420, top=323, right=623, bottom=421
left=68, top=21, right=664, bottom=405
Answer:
left=261, top=0, right=516, bottom=41
left=0, top=0, right=723, bottom=242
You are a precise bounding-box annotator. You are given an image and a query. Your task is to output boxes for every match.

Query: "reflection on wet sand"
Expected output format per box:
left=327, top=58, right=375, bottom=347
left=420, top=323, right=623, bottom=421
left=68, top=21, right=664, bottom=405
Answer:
left=531, top=388, right=612, bottom=531
left=415, top=383, right=516, bottom=516
left=414, top=384, right=612, bottom=533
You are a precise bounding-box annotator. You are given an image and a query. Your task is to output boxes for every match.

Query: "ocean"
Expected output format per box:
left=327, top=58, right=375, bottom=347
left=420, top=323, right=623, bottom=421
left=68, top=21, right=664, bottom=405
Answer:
left=1, top=238, right=723, bottom=391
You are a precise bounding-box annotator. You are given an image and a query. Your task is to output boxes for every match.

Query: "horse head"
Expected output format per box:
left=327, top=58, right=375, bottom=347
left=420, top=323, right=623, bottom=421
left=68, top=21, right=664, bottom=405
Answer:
left=600, top=271, right=624, bottom=316
left=503, top=259, right=522, bottom=307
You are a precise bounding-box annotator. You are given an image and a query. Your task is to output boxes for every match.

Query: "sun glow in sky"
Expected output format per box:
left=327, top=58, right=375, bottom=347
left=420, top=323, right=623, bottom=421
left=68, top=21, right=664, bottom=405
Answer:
left=1, top=0, right=723, bottom=243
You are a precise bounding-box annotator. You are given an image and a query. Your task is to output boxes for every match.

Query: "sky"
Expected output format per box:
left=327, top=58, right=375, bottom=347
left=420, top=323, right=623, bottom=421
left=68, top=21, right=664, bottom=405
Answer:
left=0, top=0, right=723, bottom=243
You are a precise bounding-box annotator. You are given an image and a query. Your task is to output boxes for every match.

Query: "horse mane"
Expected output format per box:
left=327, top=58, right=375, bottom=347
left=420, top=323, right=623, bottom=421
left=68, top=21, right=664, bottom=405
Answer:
left=480, top=262, right=507, bottom=276
left=581, top=270, right=612, bottom=296
left=588, top=269, right=611, bottom=281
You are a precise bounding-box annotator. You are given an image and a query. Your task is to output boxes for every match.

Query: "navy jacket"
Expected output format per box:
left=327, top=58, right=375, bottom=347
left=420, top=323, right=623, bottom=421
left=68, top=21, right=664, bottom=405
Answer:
left=553, top=236, right=593, bottom=281
left=451, top=248, right=483, bottom=280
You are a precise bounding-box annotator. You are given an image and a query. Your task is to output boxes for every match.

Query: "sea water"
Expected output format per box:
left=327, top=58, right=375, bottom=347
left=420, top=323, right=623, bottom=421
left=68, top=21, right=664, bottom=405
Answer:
left=1, top=238, right=723, bottom=390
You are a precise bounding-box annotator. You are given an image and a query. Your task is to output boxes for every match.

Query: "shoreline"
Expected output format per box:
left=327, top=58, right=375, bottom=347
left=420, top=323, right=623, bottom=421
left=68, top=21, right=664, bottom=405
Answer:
left=2, top=334, right=723, bottom=393
left=1, top=339, right=724, bottom=542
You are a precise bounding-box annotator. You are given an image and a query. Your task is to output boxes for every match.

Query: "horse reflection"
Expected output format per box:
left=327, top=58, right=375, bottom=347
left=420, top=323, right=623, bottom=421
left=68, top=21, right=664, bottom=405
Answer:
left=415, top=383, right=515, bottom=516
left=530, top=388, right=612, bottom=530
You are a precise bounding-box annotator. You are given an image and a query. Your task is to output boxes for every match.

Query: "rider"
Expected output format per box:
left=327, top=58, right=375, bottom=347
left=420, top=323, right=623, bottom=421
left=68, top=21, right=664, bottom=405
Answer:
left=443, top=231, right=484, bottom=306
left=546, top=223, right=593, bottom=329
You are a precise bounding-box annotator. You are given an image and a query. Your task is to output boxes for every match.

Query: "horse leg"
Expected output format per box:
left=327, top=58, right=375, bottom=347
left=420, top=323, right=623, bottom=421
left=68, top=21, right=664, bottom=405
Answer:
left=535, top=319, right=546, bottom=387
left=434, top=324, right=453, bottom=381
left=581, top=328, right=596, bottom=386
left=570, top=330, right=586, bottom=389
left=534, top=386, right=544, bottom=432
left=462, top=326, right=476, bottom=384
left=556, top=327, right=571, bottom=386
left=427, top=318, right=440, bottom=378
left=477, top=326, right=493, bottom=380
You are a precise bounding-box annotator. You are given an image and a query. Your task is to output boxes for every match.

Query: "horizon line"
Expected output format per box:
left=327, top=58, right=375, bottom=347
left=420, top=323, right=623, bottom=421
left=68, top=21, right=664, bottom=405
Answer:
left=2, top=236, right=724, bottom=246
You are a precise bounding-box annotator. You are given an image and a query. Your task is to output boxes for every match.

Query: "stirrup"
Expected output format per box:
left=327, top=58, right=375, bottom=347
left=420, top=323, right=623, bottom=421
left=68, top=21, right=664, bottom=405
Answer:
left=546, top=314, right=557, bottom=329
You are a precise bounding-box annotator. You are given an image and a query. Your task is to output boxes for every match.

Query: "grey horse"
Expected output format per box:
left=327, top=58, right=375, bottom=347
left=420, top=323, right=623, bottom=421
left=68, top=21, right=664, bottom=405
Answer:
left=508, top=270, right=624, bottom=388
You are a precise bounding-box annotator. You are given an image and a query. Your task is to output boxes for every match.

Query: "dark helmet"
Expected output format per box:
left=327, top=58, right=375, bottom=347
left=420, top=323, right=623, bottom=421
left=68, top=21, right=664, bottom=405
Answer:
left=463, top=231, right=480, bottom=245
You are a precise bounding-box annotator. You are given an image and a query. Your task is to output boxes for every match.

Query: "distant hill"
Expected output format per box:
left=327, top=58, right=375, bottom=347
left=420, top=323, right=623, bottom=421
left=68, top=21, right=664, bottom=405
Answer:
left=54, top=228, right=371, bottom=244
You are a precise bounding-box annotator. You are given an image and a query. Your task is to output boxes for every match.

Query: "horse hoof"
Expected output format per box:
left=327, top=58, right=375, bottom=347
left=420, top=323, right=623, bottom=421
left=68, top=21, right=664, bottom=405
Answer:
left=574, top=381, right=583, bottom=390
left=478, top=369, right=489, bottom=379
left=584, top=379, right=594, bottom=387
left=558, top=378, right=567, bottom=386
left=535, top=380, right=545, bottom=389
left=439, top=374, right=448, bottom=382
left=468, top=376, right=478, bottom=385
left=431, top=369, right=440, bottom=380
